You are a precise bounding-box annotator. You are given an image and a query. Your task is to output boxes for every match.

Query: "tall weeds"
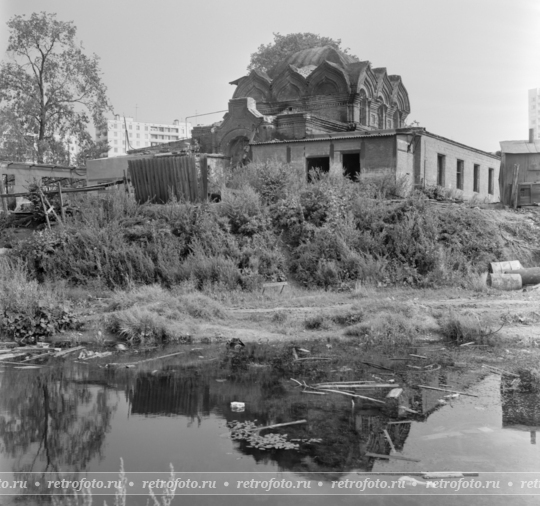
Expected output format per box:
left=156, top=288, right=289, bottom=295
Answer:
left=6, top=165, right=513, bottom=292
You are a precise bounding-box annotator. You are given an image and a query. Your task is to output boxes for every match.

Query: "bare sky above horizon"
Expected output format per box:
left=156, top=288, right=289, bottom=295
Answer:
left=1, top=0, right=539, bottom=152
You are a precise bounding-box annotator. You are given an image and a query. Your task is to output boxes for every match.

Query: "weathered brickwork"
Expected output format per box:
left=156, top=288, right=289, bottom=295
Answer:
left=419, top=134, right=500, bottom=201
left=252, top=129, right=500, bottom=201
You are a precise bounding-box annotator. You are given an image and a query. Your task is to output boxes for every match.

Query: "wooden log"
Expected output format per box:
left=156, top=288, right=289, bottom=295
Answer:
left=294, top=357, right=331, bottom=362
left=250, top=419, right=307, bottom=432
left=383, top=429, right=396, bottom=453
left=319, top=388, right=386, bottom=405
left=301, top=390, right=327, bottom=395
left=317, top=384, right=396, bottom=389
left=409, top=354, right=428, bottom=359
left=39, top=191, right=51, bottom=230
left=21, top=351, right=56, bottom=363
left=54, top=346, right=86, bottom=358
left=416, top=384, right=478, bottom=398
left=387, top=420, right=413, bottom=424
left=366, top=452, right=420, bottom=463
left=106, top=350, right=186, bottom=367
left=0, top=352, right=29, bottom=361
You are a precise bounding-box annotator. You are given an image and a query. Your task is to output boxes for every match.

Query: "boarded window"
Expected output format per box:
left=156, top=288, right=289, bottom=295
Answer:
left=437, top=154, right=445, bottom=186
left=456, top=160, right=464, bottom=190
left=473, top=164, right=480, bottom=192
left=488, top=168, right=494, bottom=195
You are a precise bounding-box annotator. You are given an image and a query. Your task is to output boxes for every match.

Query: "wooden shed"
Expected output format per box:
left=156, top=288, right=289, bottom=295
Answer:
left=499, top=132, right=540, bottom=207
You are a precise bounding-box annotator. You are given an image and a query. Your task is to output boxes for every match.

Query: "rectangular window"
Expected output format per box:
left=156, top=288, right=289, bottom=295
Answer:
left=488, top=168, right=494, bottom=195
left=473, top=164, right=480, bottom=192
left=136, top=125, right=140, bottom=130
left=114, top=132, right=117, bottom=137
left=114, top=148, right=118, bottom=153
left=136, top=133, right=140, bottom=138
left=437, top=154, right=445, bottom=186
left=306, top=156, right=330, bottom=181
left=145, top=126, right=148, bottom=131
left=456, top=160, right=464, bottom=190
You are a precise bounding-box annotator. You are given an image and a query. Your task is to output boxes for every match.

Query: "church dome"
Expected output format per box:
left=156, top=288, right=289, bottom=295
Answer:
left=268, top=45, right=357, bottom=78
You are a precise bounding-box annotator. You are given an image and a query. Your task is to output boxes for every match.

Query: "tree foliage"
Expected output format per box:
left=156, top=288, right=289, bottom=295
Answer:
left=0, top=12, right=111, bottom=164
left=247, top=32, right=358, bottom=74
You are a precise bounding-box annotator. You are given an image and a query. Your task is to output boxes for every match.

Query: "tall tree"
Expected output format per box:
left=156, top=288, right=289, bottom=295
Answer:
left=247, top=32, right=358, bottom=74
left=0, top=12, right=112, bottom=164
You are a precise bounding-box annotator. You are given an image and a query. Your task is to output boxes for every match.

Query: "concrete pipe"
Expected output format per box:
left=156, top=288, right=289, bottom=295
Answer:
left=503, top=268, right=540, bottom=286
left=489, top=273, right=523, bottom=291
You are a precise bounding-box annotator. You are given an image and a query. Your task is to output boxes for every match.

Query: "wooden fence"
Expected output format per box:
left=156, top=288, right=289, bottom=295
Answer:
left=127, top=154, right=208, bottom=204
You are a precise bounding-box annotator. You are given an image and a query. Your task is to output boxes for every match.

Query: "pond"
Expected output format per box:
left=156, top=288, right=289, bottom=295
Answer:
left=0, top=342, right=539, bottom=505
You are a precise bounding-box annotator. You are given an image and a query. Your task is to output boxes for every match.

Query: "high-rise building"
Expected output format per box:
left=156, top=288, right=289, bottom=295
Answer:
left=99, top=115, right=193, bottom=157
left=528, top=88, right=540, bottom=140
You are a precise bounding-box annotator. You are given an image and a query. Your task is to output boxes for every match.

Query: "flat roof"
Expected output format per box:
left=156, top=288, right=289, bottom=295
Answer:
left=500, top=140, right=540, bottom=154
left=250, top=128, right=500, bottom=160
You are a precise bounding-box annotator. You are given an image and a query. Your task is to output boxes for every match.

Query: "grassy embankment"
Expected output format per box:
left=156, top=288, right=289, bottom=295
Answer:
left=1, top=161, right=540, bottom=365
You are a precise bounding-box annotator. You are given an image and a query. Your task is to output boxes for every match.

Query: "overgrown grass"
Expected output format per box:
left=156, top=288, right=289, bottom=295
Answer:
left=5, top=161, right=535, bottom=295
left=438, top=311, right=499, bottom=346
left=343, top=311, right=419, bottom=350
left=105, top=284, right=227, bottom=345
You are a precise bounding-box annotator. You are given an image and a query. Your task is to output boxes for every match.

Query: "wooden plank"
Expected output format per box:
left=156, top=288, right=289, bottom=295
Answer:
left=416, top=384, right=478, bottom=398
left=512, top=164, right=520, bottom=209
left=190, top=157, right=198, bottom=202
left=263, top=282, right=289, bottom=288
left=200, top=154, right=208, bottom=201
left=366, top=452, right=420, bottom=463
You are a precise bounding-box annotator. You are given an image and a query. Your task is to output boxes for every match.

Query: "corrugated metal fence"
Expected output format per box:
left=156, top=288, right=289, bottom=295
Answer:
left=128, top=155, right=208, bottom=204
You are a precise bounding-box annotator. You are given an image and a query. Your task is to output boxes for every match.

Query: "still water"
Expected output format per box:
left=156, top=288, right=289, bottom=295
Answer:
left=0, top=344, right=539, bottom=506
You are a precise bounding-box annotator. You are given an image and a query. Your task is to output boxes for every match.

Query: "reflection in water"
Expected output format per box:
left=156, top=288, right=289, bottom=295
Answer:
left=0, top=348, right=498, bottom=503
left=501, top=376, right=540, bottom=445
left=0, top=364, right=117, bottom=499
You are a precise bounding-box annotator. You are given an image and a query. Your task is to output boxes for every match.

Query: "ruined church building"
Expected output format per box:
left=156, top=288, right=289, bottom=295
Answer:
left=194, top=46, right=500, bottom=201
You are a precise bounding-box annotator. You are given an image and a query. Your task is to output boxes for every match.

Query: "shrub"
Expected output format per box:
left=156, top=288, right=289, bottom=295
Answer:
left=106, top=307, right=191, bottom=345
left=304, top=315, right=328, bottom=330
left=438, top=311, right=497, bottom=345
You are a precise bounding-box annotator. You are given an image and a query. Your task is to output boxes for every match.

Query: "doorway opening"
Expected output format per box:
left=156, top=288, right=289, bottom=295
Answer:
left=342, top=152, right=360, bottom=181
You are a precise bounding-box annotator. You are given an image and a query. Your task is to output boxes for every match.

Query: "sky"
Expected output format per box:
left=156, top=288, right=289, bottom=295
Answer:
left=1, top=0, right=539, bottom=152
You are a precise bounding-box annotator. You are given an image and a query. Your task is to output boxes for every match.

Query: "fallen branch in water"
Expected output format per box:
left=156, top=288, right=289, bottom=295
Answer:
left=249, top=420, right=307, bottom=432
left=416, top=384, right=478, bottom=398
left=106, top=350, right=186, bottom=368
left=317, top=388, right=386, bottom=405
left=366, top=452, right=420, bottom=463
left=482, top=364, right=519, bottom=378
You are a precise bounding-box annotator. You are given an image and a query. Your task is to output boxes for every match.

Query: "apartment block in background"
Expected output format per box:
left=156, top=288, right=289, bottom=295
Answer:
left=99, top=115, right=193, bottom=157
